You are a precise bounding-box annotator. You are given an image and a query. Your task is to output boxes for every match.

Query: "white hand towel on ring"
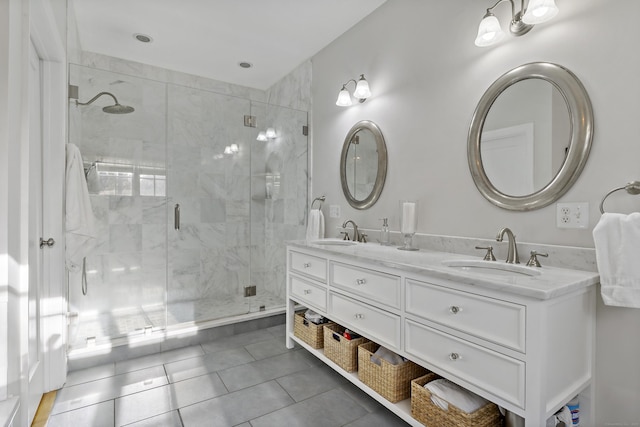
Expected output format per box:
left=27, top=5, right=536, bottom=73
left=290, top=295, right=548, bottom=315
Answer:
left=306, top=209, right=325, bottom=241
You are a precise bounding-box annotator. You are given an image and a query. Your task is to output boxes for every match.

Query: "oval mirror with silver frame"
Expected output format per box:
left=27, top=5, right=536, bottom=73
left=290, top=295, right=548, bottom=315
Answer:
left=340, top=120, right=388, bottom=210
left=468, top=62, right=593, bottom=211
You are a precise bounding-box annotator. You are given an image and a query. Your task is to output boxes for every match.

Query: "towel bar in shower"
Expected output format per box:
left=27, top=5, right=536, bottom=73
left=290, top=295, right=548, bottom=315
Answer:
left=599, top=180, right=640, bottom=213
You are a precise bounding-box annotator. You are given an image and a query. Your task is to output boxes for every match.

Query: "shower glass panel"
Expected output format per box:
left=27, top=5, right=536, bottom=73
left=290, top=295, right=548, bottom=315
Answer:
left=68, top=65, right=168, bottom=350
left=68, top=62, right=309, bottom=349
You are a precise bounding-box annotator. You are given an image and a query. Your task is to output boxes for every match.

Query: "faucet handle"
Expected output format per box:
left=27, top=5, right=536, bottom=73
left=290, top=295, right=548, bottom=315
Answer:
left=475, top=246, right=496, bottom=261
left=359, top=233, right=368, bottom=243
left=340, top=231, right=351, bottom=241
left=526, top=251, right=548, bottom=267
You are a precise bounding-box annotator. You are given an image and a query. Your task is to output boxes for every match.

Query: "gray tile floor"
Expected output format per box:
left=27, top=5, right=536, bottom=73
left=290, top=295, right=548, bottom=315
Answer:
left=50, top=324, right=411, bottom=427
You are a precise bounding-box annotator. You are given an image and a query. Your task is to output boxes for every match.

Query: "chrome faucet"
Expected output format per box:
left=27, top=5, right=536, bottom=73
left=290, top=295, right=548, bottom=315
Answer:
left=342, top=220, right=360, bottom=242
left=496, top=227, right=520, bottom=264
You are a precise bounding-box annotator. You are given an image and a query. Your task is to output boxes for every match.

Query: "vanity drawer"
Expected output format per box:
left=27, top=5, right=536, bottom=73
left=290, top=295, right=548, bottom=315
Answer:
left=406, top=279, right=526, bottom=352
left=330, top=262, right=401, bottom=309
left=405, top=319, right=525, bottom=409
left=289, top=275, right=327, bottom=311
left=289, top=251, right=327, bottom=282
left=328, top=292, right=401, bottom=350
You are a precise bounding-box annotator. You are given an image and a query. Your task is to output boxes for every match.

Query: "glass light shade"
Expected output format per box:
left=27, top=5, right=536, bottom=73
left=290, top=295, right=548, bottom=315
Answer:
left=224, top=146, right=232, bottom=154
left=522, top=0, right=558, bottom=24
left=230, top=143, right=239, bottom=153
left=353, top=76, right=371, bottom=99
left=336, top=87, right=352, bottom=106
left=265, top=127, right=276, bottom=139
left=256, top=132, right=267, bottom=141
left=474, top=14, right=505, bottom=47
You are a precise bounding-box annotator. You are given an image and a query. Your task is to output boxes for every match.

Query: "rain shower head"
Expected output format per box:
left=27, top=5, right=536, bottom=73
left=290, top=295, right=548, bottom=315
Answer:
left=76, top=91, right=135, bottom=114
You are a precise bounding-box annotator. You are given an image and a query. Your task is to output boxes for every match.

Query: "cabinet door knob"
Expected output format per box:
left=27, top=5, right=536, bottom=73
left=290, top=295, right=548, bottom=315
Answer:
left=356, top=278, right=366, bottom=285
left=449, top=305, right=462, bottom=314
left=303, top=289, right=311, bottom=295
left=303, top=262, right=311, bottom=268
left=39, top=237, right=55, bottom=248
left=449, top=352, right=461, bottom=361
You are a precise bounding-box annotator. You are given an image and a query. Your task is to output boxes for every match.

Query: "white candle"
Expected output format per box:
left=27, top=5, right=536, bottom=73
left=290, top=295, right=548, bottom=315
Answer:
left=401, top=202, right=416, bottom=234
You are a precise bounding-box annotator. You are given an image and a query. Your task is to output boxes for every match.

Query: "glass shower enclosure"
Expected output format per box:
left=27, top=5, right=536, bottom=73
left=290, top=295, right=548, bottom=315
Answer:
left=67, top=64, right=308, bottom=350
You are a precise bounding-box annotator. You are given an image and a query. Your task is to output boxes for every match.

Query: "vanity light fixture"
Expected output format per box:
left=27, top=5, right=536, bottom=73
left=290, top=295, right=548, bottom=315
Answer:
left=256, top=128, right=277, bottom=141
left=474, top=0, right=558, bottom=47
left=336, top=74, right=372, bottom=107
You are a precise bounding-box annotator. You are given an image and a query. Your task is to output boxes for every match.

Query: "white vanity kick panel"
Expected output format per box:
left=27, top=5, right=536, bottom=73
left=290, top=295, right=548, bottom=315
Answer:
left=406, top=279, right=526, bottom=353
left=328, top=292, right=401, bottom=350
left=289, top=250, right=327, bottom=282
left=405, top=319, right=525, bottom=408
left=290, top=275, right=327, bottom=311
left=330, top=262, right=401, bottom=309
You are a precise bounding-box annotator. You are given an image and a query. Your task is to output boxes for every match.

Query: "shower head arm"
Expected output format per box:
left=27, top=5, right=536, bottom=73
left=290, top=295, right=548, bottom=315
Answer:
left=76, top=91, right=120, bottom=106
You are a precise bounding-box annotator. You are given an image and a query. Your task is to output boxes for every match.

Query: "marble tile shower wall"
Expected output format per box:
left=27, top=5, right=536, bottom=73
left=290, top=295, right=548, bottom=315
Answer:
left=68, top=57, right=308, bottom=326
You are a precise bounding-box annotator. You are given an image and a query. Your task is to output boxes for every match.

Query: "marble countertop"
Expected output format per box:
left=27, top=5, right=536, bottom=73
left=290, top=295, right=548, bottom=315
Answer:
left=288, top=239, right=600, bottom=300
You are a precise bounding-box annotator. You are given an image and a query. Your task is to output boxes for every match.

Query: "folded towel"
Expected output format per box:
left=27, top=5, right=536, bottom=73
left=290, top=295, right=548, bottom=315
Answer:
left=304, top=309, right=327, bottom=324
left=65, top=144, right=97, bottom=272
left=593, top=212, right=640, bottom=307
left=425, top=379, right=488, bottom=414
left=370, top=346, right=406, bottom=366
left=306, top=209, right=325, bottom=241
left=546, top=405, right=572, bottom=427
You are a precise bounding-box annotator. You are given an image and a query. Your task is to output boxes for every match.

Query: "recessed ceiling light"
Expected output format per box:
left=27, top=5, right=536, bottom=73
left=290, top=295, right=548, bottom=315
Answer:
left=134, top=33, right=153, bottom=43
left=238, top=62, right=253, bottom=69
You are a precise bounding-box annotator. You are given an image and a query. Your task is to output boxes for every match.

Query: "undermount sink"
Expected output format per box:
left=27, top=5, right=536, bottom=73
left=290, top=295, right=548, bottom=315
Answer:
left=310, top=239, right=357, bottom=246
left=442, top=259, right=541, bottom=277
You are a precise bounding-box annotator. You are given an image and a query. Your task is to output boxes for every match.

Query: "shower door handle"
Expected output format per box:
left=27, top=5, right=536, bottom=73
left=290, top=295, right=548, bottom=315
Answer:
left=174, top=204, right=180, bottom=230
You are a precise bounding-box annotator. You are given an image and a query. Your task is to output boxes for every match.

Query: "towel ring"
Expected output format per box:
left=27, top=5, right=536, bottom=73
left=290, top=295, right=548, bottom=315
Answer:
left=599, top=181, right=640, bottom=214
left=311, top=195, right=325, bottom=210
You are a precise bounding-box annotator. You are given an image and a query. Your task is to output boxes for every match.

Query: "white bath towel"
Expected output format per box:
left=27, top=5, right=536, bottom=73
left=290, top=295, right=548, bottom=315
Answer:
left=65, top=143, right=97, bottom=272
left=425, top=378, right=489, bottom=414
left=593, top=212, right=640, bottom=308
left=306, top=209, right=325, bottom=241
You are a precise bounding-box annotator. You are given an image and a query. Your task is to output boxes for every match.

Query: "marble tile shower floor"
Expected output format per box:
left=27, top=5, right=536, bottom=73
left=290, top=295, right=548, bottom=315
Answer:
left=51, top=324, right=410, bottom=427
left=70, top=292, right=285, bottom=351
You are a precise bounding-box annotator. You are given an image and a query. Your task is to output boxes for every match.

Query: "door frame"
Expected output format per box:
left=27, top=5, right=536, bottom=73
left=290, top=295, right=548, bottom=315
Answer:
left=29, top=0, right=67, bottom=392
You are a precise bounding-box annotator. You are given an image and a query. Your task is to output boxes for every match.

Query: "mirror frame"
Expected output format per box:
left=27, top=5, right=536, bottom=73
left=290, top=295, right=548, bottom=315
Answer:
left=468, top=62, right=594, bottom=211
left=340, top=120, right=388, bottom=210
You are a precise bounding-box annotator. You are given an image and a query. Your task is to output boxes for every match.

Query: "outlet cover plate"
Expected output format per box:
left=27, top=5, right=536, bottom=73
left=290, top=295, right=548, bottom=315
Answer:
left=329, top=204, right=341, bottom=218
left=556, top=202, right=589, bottom=229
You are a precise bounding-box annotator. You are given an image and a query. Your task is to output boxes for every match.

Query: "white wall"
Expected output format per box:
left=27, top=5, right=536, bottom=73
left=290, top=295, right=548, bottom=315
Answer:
left=311, top=0, right=640, bottom=424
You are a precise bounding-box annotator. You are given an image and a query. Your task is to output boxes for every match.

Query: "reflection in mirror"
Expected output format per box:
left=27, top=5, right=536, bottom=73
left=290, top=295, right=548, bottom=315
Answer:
left=468, top=62, right=593, bottom=211
left=340, top=121, right=387, bottom=210
left=481, top=79, right=570, bottom=196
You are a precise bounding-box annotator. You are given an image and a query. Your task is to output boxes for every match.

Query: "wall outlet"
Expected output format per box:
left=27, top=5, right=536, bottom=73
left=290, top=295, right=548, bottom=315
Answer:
left=556, top=202, right=589, bottom=229
left=329, top=204, right=341, bottom=218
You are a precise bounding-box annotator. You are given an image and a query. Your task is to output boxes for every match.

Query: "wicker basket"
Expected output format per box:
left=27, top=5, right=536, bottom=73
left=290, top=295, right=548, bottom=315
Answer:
left=323, top=323, right=368, bottom=372
left=293, top=311, right=333, bottom=349
left=358, top=341, right=428, bottom=403
left=411, top=373, right=503, bottom=427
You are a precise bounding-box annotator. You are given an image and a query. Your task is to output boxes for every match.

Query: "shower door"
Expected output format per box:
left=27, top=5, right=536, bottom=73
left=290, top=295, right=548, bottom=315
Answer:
left=68, top=64, right=168, bottom=349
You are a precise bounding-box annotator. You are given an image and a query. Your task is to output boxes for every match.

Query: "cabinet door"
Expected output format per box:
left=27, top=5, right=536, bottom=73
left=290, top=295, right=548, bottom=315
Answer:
left=330, top=262, right=401, bottom=309
left=328, top=292, right=401, bottom=350
left=289, top=251, right=327, bottom=282
left=406, top=279, right=526, bottom=352
left=405, top=319, right=525, bottom=408
left=290, top=275, right=327, bottom=311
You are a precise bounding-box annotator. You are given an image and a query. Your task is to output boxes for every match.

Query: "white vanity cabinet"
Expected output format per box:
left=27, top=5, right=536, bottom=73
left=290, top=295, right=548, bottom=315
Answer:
left=285, top=244, right=597, bottom=427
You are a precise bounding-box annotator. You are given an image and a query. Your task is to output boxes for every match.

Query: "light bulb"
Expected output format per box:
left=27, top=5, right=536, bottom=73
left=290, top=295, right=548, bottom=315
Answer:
left=336, top=87, right=352, bottom=107
left=474, top=13, right=505, bottom=47
left=353, top=75, right=371, bottom=100
left=523, top=0, right=558, bottom=24
left=266, top=128, right=276, bottom=139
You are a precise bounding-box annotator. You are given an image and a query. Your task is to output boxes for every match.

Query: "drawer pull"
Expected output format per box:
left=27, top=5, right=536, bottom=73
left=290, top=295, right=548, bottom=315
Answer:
left=449, top=305, right=462, bottom=314
left=303, top=262, right=311, bottom=268
left=449, top=352, right=461, bottom=361
left=303, top=289, right=312, bottom=295
left=356, top=278, right=367, bottom=285
left=354, top=313, right=365, bottom=319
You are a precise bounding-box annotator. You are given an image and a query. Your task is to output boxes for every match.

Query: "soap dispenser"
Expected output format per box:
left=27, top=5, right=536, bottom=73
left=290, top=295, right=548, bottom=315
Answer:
left=380, top=218, right=391, bottom=246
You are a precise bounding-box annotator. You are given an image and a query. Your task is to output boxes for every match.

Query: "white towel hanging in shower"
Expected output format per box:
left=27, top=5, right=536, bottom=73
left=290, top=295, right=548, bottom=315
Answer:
left=65, top=143, right=97, bottom=272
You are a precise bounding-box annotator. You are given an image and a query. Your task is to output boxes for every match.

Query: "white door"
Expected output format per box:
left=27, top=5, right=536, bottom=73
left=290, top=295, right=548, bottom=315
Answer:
left=27, top=39, right=45, bottom=424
